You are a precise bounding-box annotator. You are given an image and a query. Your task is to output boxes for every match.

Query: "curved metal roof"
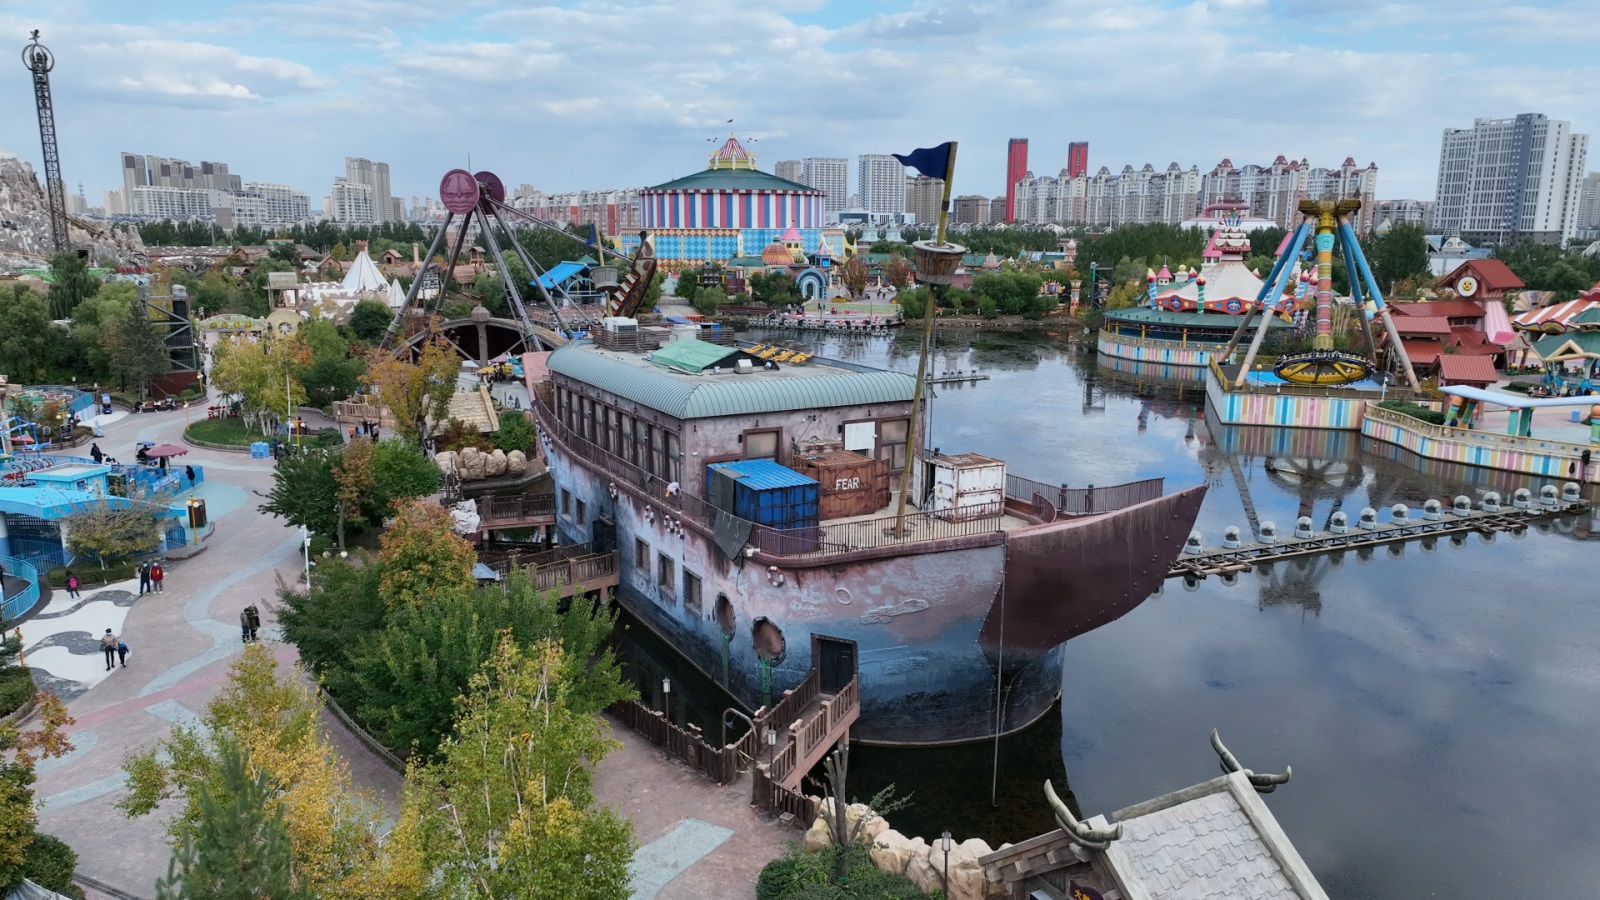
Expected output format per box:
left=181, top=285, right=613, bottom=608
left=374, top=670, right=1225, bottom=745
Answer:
left=547, top=344, right=916, bottom=420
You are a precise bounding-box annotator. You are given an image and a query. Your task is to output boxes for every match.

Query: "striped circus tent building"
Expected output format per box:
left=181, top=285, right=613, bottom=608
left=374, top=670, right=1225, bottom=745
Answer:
left=622, top=136, right=833, bottom=272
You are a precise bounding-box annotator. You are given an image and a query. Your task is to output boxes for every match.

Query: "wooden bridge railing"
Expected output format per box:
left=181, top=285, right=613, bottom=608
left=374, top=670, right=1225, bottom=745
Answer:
left=478, top=492, right=555, bottom=524
left=752, top=765, right=818, bottom=825
left=608, top=700, right=742, bottom=785
left=531, top=552, right=617, bottom=593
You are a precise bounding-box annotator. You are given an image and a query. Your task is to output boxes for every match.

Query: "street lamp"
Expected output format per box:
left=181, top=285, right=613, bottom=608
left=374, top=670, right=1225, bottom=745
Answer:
left=766, top=726, right=777, bottom=768
left=661, top=676, right=671, bottom=722
left=183, top=400, right=190, bottom=429
left=302, top=526, right=312, bottom=585
left=940, top=830, right=952, bottom=896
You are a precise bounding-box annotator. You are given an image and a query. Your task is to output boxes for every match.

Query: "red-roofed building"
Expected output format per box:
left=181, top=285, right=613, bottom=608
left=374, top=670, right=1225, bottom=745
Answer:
left=1434, top=259, right=1525, bottom=303
left=1436, top=354, right=1499, bottom=388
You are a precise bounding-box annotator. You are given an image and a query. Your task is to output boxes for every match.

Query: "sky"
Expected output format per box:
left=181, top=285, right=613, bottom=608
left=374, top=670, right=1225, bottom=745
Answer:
left=2, top=0, right=1597, bottom=208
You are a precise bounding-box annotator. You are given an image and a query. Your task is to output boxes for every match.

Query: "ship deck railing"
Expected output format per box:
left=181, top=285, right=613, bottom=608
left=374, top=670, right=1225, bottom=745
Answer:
left=532, top=382, right=1163, bottom=560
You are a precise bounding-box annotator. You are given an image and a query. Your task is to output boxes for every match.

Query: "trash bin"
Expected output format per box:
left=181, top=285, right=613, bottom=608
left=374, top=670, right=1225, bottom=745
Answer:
left=188, top=498, right=208, bottom=529
left=250, top=441, right=270, bottom=459
left=1572, top=409, right=1582, bottom=423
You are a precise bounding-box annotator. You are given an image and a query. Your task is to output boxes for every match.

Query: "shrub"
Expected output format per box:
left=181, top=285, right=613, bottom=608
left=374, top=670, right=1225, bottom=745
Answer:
left=0, top=674, right=34, bottom=718
left=1378, top=399, right=1447, bottom=425
left=48, top=562, right=141, bottom=587
left=757, top=844, right=934, bottom=900
left=20, top=833, right=83, bottom=899
left=314, top=427, right=344, bottom=448
left=1503, top=381, right=1532, bottom=394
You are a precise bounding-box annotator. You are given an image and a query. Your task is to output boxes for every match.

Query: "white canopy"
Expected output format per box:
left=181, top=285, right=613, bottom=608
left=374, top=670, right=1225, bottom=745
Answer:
left=341, top=247, right=387, bottom=294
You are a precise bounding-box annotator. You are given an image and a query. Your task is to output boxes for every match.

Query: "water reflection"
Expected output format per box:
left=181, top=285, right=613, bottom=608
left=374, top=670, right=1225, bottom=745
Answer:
left=731, top=327, right=1600, bottom=898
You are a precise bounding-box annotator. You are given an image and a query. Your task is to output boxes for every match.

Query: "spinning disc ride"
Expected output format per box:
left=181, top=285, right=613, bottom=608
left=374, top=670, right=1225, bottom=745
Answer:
left=1218, top=198, right=1419, bottom=391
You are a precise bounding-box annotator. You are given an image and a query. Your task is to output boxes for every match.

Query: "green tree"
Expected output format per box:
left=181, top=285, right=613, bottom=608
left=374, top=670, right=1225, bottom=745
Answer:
left=370, top=440, right=443, bottom=516
left=332, top=438, right=376, bottom=551
left=674, top=268, right=700, bottom=303
left=0, top=693, right=75, bottom=893
left=0, top=285, right=58, bottom=382
left=750, top=271, right=801, bottom=306
left=70, top=282, right=139, bottom=378
left=1363, top=223, right=1432, bottom=294
left=297, top=319, right=365, bottom=408
left=897, top=286, right=929, bottom=319
left=493, top=409, right=538, bottom=454
left=364, top=335, right=459, bottom=446
left=211, top=333, right=308, bottom=435
left=47, top=252, right=101, bottom=320
left=403, top=637, right=635, bottom=898
left=119, top=645, right=427, bottom=899
left=347, top=299, right=395, bottom=344
left=61, top=490, right=177, bottom=566
left=154, top=742, right=308, bottom=900
left=259, top=448, right=342, bottom=537
left=101, top=298, right=172, bottom=398
left=691, top=288, right=726, bottom=317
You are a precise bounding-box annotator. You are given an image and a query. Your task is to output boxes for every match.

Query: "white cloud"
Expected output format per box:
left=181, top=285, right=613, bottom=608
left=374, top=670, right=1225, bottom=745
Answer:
left=1, top=0, right=1593, bottom=205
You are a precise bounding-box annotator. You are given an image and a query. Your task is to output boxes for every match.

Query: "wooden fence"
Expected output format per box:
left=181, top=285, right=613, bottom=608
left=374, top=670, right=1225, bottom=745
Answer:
left=477, top=491, right=556, bottom=524
left=608, top=700, right=744, bottom=785
left=531, top=552, right=618, bottom=593
left=752, top=765, right=818, bottom=824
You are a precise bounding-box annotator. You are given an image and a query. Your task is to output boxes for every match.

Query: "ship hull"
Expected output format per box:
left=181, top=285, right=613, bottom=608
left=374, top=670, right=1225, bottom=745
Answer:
left=546, top=436, right=1205, bottom=745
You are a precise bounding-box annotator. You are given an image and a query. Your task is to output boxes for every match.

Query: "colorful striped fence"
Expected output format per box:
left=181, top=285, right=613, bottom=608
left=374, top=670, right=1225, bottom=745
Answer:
left=1361, top=404, right=1600, bottom=484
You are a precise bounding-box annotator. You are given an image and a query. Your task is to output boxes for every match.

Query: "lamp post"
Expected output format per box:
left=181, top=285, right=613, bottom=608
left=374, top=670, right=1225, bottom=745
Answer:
left=183, top=400, right=190, bottom=429
left=302, top=526, right=312, bottom=585
left=940, top=830, right=952, bottom=896
left=661, top=676, right=671, bottom=723
left=766, top=726, right=777, bottom=768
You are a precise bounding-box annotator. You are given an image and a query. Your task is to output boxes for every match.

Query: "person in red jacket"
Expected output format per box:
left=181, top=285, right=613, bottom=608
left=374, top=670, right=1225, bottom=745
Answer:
left=150, top=562, right=165, bottom=594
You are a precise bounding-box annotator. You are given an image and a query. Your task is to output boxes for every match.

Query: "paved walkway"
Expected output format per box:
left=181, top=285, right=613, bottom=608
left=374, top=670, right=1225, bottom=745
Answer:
left=14, top=391, right=787, bottom=898
left=596, top=722, right=795, bottom=899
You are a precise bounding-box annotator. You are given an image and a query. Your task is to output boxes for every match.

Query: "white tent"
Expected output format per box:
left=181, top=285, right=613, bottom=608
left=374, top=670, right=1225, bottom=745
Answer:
left=342, top=247, right=387, bottom=295
left=387, top=277, right=407, bottom=310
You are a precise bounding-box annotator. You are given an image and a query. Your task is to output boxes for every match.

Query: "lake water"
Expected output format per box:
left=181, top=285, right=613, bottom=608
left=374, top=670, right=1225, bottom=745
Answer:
left=731, top=326, right=1600, bottom=898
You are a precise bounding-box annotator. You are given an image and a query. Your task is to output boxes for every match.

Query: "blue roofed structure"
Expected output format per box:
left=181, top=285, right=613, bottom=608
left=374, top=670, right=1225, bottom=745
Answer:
left=535, top=261, right=589, bottom=290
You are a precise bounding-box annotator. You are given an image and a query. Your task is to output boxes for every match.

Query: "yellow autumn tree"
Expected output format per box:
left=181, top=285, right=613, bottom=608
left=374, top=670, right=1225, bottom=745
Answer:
left=364, top=330, right=459, bottom=446
left=211, top=332, right=310, bottom=436
left=0, top=692, right=75, bottom=888
left=376, top=498, right=478, bottom=610
left=119, top=644, right=425, bottom=899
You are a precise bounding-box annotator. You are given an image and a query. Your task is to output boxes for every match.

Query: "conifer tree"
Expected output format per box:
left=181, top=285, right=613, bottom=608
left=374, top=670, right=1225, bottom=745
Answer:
left=155, top=742, right=306, bottom=900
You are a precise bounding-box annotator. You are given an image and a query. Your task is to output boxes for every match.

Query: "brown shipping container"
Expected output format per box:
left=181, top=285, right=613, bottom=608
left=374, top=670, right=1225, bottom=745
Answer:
left=795, top=450, right=890, bottom=519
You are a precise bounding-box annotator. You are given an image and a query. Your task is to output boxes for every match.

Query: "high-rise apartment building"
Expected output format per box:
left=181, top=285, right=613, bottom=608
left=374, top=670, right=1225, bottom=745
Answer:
left=1577, top=172, right=1600, bottom=234
left=953, top=195, right=991, bottom=225
left=328, top=178, right=376, bottom=224
left=1434, top=113, right=1589, bottom=244
left=1012, top=154, right=1376, bottom=231
left=120, top=153, right=242, bottom=194
left=858, top=155, right=906, bottom=219
left=1005, top=138, right=1028, bottom=222
left=1372, top=199, right=1435, bottom=231
left=905, top=175, right=944, bottom=226
left=774, top=160, right=803, bottom=183
left=231, top=182, right=314, bottom=227
left=1067, top=142, right=1089, bottom=179
left=989, top=196, right=1008, bottom=224
left=343, top=157, right=395, bottom=224
left=802, top=157, right=849, bottom=214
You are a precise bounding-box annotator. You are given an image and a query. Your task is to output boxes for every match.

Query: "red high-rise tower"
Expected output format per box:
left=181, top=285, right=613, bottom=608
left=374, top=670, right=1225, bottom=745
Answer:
left=1005, top=138, right=1028, bottom=223
left=1067, top=141, right=1089, bottom=178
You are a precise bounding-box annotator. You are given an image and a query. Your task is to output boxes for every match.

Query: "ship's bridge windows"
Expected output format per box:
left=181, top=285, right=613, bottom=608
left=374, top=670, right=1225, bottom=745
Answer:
left=657, top=552, right=676, bottom=602
left=743, top=428, right=780, bottom=461
left=684, top=570, right=702, bottom=614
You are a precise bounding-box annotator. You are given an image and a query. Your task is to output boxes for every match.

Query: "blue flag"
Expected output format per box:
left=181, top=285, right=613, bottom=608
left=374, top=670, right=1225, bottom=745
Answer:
left=587, top=224, right=599, bottom=247
left=892, top=142, right=954, bottom=181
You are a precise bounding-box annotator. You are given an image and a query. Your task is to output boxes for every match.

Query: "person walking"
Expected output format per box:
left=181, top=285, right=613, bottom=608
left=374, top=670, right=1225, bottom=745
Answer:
left=89, top=443, right=103, bottom=464
left=65, top=570, right=80, bottom=599
left=117, top=639, right=129, bottom=667
left=150, top=562, right=165, bottom=594
left=137, top=562, right=151, bottom=596
left=101, top=629, right=119, bottom=671
left=240, top=608, right=253, bottom=644
left=247, top=605, right=262, bottom=642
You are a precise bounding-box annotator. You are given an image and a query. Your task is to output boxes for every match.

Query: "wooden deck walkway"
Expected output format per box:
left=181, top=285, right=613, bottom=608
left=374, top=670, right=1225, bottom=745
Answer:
left=1170, top=499, right=1588, bottom=580
left=476, top=492, right=556, bottom=531
left=529, top=550, right=618, bottom=598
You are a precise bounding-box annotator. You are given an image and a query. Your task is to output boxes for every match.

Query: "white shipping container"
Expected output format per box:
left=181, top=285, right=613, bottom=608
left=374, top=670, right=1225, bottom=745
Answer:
left=928, top=453, right=1005, bottom=520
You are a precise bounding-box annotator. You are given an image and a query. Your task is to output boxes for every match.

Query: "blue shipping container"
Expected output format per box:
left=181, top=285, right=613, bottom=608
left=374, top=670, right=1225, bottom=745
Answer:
left=707, top=459, right=820, bottom=531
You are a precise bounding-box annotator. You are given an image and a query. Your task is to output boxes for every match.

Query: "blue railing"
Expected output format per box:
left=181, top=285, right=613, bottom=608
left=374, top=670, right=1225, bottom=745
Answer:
left=0, top=557, right=41, bottom=622
left=13, top=384, right=96, bottom=417
left=6, top=538, right=69, bottom=572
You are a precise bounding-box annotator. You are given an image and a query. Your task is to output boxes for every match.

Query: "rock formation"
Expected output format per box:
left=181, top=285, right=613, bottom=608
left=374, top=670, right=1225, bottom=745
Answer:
left=809, top=808, right=1009, bottom=900
left=0, top=150, right=146, bottom=268
left=506, top=449, right=527, bottom=476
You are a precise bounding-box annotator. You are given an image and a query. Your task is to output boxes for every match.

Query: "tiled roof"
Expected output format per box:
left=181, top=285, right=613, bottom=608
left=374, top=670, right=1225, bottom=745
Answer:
left=1513, top=298, right=1600, bottom=331
left=1105, top=786, right=1300, bottom=899
left=1391, top=301, right=1485, bottom=319
left=1400, top=339, right=1442, bottom=365
left=1390, top=315, right=1451, bottom=336
left=1436, top=354, right=1499, bottom=385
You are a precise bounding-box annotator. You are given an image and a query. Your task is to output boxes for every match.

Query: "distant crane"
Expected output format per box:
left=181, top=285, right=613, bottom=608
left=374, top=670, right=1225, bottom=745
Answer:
left=23, top=30, right=69, bottom=254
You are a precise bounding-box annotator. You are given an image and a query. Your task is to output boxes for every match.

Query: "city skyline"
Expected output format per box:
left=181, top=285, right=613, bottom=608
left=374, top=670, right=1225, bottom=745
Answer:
left=4, top=0, right=1596, bottom=207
